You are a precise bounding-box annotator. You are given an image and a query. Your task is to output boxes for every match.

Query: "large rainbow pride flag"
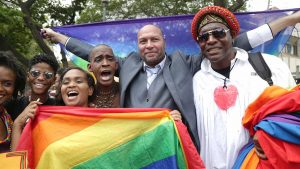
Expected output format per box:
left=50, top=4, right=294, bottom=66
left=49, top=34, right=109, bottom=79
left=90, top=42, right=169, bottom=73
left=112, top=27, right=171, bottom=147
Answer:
left=233, top=85, right=300, bottom=169
left=16, top=107, right=204, bottom=169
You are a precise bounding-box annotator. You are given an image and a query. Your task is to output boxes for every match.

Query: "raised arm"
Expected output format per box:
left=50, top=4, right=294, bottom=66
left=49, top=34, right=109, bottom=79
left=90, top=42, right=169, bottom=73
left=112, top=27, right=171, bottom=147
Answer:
left=234, top=10, right=300, bottom=51
left=41, top=28, right=93, bottom=61
left=268, top=10, right=300, bottom=36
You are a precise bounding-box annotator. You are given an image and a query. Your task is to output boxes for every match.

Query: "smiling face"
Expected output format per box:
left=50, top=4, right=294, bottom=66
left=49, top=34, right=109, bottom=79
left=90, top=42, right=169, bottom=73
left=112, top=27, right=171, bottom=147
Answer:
left=27, top=62, right=56, bottom=95
left=138, top=25, right=166, bottom=67
left=199, top=22, right=235, bottom=69
left=0, top=66, right=16, bottom=105
left=60, top=69, right=94, bottom=107
left=88, top=45, right=117, bottom=87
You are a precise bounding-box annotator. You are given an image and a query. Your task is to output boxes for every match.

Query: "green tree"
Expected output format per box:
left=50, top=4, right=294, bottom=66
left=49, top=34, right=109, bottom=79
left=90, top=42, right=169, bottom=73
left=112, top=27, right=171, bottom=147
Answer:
left=1, top=0, right=88, bottom=67
left=77, top=0, right=248, bottom=23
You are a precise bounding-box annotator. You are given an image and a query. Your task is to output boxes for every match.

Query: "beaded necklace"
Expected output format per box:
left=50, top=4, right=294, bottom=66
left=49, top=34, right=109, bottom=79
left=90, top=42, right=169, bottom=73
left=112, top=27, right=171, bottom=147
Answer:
left=0, top=107, right=13, bottom=144
left=94, top=82, right=119, bottom=108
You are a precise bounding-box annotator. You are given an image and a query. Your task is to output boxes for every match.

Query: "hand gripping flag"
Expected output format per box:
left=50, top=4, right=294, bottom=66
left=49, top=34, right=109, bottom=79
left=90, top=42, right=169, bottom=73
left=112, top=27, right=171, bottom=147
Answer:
left=233, top=85, right=300, bottom=169
left=16, top=107, right=205, bottom=169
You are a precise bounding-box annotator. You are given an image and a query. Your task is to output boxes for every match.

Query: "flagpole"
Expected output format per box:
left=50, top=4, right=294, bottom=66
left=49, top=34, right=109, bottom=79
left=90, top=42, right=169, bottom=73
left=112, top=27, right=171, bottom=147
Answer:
left=267, top=0, right=271, bottom=9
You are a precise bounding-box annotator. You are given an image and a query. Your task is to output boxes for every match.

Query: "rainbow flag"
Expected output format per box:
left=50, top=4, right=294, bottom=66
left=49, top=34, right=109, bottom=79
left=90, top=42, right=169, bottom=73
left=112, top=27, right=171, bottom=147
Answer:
left=233, top=86, right=300, bottom=169
left=16, top=107, right=204, bottom=169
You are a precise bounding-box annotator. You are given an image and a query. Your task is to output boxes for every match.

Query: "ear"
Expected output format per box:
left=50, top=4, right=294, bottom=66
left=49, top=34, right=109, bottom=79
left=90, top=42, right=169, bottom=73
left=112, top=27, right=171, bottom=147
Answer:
left=88, top=86, right=94, bottom=96
left=87, top=63, right=92, bottom=72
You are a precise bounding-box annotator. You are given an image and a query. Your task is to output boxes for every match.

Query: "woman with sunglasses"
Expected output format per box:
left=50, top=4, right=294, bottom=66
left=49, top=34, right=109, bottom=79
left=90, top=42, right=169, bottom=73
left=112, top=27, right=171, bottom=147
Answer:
left=7, top=54, right=59, bottom=151
left=0, top=53, right=26, bottom=153
left=6, top=54, right=60, bottom=121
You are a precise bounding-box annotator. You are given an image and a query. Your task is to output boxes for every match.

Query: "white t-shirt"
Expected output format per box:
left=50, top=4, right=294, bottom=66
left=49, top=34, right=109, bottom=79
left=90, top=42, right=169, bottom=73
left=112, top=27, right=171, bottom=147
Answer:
left=193, top=48, right=295, bottom=169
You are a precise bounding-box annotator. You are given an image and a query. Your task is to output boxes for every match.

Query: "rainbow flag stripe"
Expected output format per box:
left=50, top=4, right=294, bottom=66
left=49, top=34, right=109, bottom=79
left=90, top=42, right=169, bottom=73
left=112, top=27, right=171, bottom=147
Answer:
left=17, top=107, right=204, bottom=169
left=233, top=86, right=300, bottom=168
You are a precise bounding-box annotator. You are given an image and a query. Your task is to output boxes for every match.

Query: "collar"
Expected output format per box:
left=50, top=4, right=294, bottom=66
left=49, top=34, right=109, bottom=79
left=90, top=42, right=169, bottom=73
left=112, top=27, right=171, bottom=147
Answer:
left=143, top=54, right=166, bottom=72
left=201, top=48, right=248, bottom=73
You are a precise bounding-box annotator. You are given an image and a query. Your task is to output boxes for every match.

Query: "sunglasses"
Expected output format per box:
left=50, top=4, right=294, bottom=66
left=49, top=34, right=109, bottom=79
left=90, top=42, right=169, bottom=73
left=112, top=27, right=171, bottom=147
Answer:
left=30, top=70, right=54, bottom=80
left=197, top=28, right=230, bottom=43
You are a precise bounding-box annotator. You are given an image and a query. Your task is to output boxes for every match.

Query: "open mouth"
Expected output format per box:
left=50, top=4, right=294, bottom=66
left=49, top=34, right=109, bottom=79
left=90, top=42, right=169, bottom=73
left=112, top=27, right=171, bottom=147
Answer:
left=67, top=90, right=79, bottom=97
left=100, top=70, right=112, bottom=81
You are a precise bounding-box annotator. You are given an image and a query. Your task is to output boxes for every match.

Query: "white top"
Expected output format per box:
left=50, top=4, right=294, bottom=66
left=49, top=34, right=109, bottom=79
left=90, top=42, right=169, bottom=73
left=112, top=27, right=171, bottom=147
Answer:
left=143, top=55, right=166, bottom=89
left=247, top=24, right=273, bottom=48
left=193, top=48, right=295, bottom=169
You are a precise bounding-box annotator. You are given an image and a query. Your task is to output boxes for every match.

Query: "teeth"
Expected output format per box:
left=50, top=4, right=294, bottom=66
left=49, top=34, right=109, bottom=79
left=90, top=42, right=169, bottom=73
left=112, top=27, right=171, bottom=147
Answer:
left=67, top=90, right=78, bottom=97
left=35, top=83, right=45, bottom=88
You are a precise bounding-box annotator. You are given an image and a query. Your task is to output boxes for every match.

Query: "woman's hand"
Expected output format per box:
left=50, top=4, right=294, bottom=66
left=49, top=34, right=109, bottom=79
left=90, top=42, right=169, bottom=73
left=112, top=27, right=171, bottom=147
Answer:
left=11, top=99, right=41, bottom=151
left=14, top=100, right=41, bottom=129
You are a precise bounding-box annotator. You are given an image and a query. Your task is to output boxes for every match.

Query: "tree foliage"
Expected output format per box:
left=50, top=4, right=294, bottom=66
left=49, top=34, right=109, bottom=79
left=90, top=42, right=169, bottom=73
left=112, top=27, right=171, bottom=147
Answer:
left=0, top=0, right=88, bottom=67
left=77, top=0, right=248, bottom=23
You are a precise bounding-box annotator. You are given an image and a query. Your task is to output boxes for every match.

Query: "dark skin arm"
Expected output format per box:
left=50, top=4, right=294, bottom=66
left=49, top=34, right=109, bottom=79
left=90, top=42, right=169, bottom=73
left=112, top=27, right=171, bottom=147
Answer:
left=10, top=100, right=41, bottom=151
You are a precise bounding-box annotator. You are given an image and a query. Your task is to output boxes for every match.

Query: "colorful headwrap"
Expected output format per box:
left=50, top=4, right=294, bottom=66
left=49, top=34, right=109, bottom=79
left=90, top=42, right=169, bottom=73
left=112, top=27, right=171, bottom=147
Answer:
left=191, top=6, right=240, bottom=42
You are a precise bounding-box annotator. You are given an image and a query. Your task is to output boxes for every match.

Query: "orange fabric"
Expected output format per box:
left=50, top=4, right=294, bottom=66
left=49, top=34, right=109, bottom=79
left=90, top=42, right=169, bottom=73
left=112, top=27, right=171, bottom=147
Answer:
left=242, top=85, right=295, bottom=136
left=240, top=148, right=259, bottom=169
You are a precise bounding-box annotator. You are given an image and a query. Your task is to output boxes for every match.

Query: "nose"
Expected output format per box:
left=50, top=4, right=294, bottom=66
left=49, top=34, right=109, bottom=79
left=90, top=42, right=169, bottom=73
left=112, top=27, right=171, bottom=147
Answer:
left=102, top=58, right=109, bottom=66
left=67, top=80, right=76, bottom=88
left=206, top=33, right=217, bottom=43
left=145, top=40, right=153, bottom=48
left=36, top=73, right=46, bottom=80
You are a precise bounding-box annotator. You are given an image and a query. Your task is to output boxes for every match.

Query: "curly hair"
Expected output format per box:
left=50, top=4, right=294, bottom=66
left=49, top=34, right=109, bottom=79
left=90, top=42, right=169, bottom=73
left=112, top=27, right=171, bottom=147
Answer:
left=28, top=54, right=60, bottom=73
left=56, top=67, right=95, bottom=106
left=0, top=52, right=26, bottom=99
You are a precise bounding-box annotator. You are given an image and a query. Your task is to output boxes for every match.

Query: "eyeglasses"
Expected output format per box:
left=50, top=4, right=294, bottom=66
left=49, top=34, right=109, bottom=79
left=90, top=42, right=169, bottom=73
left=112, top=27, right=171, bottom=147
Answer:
left=29, top=70, right=54, bottom=80
left=197, top=28, right=230, bottom=43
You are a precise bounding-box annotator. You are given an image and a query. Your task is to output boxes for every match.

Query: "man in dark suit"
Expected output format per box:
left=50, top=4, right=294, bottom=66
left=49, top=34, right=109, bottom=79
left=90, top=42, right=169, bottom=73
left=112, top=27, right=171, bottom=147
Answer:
left=41, top=11, right=300, bottom=151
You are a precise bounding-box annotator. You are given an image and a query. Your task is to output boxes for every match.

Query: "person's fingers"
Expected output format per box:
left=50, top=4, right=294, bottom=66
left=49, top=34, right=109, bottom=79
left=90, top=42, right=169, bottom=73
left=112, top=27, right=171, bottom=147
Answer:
left=254, top=147, right=268, bottom=160
left=253, top=134, right=268, bottom=160
left=170, top=110, right=182, bottom=121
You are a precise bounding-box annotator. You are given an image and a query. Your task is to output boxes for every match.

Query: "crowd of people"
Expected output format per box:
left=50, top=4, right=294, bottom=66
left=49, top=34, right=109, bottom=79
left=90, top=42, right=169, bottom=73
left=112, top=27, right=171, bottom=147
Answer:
left=1, top=5, right=300, bottom=168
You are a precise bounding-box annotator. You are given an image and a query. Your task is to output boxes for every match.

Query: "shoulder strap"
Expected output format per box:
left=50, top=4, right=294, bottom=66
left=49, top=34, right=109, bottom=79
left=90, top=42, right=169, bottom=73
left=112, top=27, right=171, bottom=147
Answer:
left=248, top=52, right=273, bottom=86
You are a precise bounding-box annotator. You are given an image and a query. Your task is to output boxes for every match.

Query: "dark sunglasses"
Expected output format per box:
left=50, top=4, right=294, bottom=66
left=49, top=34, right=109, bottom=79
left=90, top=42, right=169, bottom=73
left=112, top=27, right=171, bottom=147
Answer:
left=30, top=70, right=54, bottom=80
left=197, top=28, right=230, bottom=43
